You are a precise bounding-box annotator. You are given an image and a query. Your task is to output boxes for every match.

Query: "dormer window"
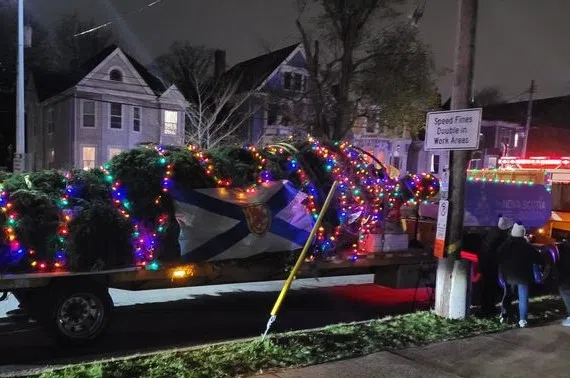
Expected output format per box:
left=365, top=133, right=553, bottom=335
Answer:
left=283, top=71, right=306, bottom=92
left=109, top=69, right=123, bottom=82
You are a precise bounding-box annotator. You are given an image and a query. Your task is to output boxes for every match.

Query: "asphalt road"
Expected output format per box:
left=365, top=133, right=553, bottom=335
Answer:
left=0, top=275, right=431, bottom=375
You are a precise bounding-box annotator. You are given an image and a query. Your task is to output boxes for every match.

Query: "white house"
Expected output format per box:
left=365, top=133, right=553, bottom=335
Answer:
left=27, top=45, right=188, bottom=170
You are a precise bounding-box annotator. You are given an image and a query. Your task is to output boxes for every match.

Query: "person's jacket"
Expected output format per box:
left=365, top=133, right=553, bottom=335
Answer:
left=497, top=237, right=542, bottom=285
left=479, top=228, right=510, bottom=274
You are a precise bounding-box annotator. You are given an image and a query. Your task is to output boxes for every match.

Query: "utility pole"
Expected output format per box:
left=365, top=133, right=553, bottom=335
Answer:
left=435, top=0, right=478, bottom=319
left=14, top=0, right=26, bottom=172
left=521, top=79, right=535, bottom=158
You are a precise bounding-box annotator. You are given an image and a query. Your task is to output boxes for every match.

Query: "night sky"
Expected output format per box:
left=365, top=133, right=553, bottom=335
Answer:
left=25, top=0, right=570, bottom=101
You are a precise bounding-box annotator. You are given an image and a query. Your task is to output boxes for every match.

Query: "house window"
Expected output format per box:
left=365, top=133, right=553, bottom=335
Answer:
left=108, top=147, right=123, bottom=161
left=431, top=154, right=440, bottom=174
left=133, top=106, right=141, bottom=132
left=48, top=149, right=55, bottom=165
left=46, top=108, right=54, bottom=134
left=267, top=103, right=278, bottom=125
left=283, top=72, right=306, bottom=92
left=514, top=132, right=519, bottom=148
left=283, top=72, right=292, bottom=90
left=82, top=100, right=95, bottom=128
left=163, top=110, right=178, bottom=135
left=81, top=146, right=96, bottom=170
left=110, top=69, right=123, bottom=82
left=391, top=156, right=401, bottom=169
left=110, top=103, right=122, bottom=129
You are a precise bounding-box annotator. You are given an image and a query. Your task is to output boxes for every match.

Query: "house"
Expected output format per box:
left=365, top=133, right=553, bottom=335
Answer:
left=27, top=45, right=187, bottom=171
left=218, top=43, right=310, bottom=145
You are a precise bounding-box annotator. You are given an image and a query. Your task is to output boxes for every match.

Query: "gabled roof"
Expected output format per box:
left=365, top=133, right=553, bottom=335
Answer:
left=221, top=43, right=301, bottom=93
left=33, top=45, right=168, bottom=102
left=442, top=95, right=570, bottom=128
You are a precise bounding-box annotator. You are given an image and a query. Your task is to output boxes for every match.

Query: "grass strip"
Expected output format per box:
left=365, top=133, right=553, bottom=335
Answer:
left=17, top=295, right=568, bottom=378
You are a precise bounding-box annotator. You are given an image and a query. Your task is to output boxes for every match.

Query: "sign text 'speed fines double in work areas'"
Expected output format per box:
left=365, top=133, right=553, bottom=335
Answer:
left=424, top=108, right=482, bottom=151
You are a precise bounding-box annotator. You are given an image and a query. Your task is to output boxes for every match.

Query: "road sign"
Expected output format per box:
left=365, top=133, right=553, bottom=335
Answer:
left=425, top=108, right=482, bottom=151
left=434, top=200, right=449, bottom=259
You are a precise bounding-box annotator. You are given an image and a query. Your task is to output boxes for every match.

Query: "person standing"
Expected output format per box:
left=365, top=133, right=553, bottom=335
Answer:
left=479, top=216, right=513, bottom=317
left=555, top=240, right=570, bottom=327
left=497, top=223, right=543, bottom=328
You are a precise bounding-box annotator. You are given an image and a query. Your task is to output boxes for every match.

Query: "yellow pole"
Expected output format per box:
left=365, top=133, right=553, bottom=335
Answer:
left=261, top=181, right=338, bottom=340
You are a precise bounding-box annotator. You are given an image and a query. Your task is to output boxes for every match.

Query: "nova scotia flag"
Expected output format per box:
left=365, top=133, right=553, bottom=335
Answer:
left=172, top=181, right=313, bottom=262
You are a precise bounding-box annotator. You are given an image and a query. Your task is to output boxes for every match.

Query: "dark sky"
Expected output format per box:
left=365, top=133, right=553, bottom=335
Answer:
left=26, top=0, right=570, bottom=101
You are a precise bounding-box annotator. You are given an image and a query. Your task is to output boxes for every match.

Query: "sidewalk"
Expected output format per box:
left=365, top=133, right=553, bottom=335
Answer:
left=254, top=322, right=570, bottom=378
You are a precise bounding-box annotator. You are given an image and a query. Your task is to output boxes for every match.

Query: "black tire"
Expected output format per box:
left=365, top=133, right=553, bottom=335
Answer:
left=43, top=281, right=113, bottom=346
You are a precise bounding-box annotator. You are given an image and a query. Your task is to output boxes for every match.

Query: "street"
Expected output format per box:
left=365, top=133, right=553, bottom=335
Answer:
left=0, top=275, right=431, bottom=375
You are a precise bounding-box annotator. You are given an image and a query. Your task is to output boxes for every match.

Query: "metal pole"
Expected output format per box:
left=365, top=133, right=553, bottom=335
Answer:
left=521, top=79, right=535, bottom=158
left=261, top=181, right=338, bottom=340
left=15, top=0, right=25, bottom=172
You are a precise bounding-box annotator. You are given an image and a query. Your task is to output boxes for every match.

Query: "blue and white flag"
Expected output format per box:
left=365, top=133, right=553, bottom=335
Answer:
left=172, top=181, right=313, bottom=262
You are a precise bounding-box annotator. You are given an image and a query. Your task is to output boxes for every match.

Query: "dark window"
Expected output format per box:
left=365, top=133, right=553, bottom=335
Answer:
left=110, top=69, right=123, bottom=82
left=283, top=72, right=292, bottom=90
left=293, top=73, right=303, bottom=91
left=431, top=154, right=440, bottom=174
left=391, top=156, right=401, bottom=169
left=267, top=103, right=278, bottom=125
left=82, top=101, right=95, bottom=128
left=110, top=103, right=122, bottom=129
left=133, top=107, right=141, bottom=132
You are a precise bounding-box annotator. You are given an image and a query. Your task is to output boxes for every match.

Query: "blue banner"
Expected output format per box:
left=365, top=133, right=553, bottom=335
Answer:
left=464, top=181, right=552, bottom=228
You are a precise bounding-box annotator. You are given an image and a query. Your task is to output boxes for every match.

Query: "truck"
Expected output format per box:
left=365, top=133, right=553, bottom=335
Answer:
left=0, top=143, right=437, bottom=345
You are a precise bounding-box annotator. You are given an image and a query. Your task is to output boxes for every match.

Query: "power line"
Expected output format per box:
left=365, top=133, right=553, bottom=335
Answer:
left=74, top=0, right=165, bottom=37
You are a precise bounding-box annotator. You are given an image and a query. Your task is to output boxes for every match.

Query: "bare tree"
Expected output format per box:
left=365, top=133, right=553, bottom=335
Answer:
left=155, top=42, right=259, bottom=148
left=296, top=0, right=404, bottom=140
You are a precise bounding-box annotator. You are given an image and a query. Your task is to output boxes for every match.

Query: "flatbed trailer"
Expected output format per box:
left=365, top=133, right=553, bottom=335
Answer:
left=0, top=249, right=434, bottom=345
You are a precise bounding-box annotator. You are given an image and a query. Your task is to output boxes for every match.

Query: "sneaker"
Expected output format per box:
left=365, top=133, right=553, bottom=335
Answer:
left=519, top=320, right=528, bottom=328
left=562, top=317, right=570, bottom=327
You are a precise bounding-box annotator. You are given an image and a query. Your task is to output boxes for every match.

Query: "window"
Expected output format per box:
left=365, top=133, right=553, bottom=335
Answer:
left=46, top=108, right=54, bottom=134
left=48, top=149, right=55, bottom=165
left=110, top=103, right=122, bottom=129
left=133, top=107, right=141, bottom=132
left=163, top=110, right=178, bottom=135
left=283, top=72, right=292, bottom=90
left=81, top=146, right=96, bottom=170
left=283, top=72, right=306, bottom=92
left=108, top=147, right=123, bottom=161
left=293, top=73, right=304, bottom=92
left=82, top=101, right=95, bottom=128
left=110, top=69, right=123, bottom=82
left=514, top=132, right=519, bottom=148
left=391, top=156, right=401, bottom=169
left=431, top=154, right=440, bottom=174
left=267, top=103, right=278, bottom=125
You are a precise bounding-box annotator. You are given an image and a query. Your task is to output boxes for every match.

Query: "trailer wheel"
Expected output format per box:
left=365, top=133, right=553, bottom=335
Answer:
left=45, top=282, right=113, bottom=345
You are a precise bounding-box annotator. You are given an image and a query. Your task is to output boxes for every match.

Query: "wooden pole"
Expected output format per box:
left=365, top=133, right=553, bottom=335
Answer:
left=435, top=0, right=478, bottom=319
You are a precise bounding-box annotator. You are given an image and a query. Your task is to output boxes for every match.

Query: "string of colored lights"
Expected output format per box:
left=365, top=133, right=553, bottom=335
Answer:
left=52, top=172, right=74, bottom=270
left=101, top=145, right=172, bottom=266
left=188, top=145, right=232, bottom=187
left=0, top=184, right=26, bottom=267
left=244, top=146, right=272, bottom=193
left=466, top=176, right=535, bottom=185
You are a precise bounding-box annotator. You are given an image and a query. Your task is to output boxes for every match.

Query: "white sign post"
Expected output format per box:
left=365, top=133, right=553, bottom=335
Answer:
left=424, top=108, right=482, bottom=151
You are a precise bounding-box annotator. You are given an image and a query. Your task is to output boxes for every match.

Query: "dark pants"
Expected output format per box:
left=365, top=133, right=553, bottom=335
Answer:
left=500, top=283, right=529, bottom=322
left=480, top=267, right=500, bottom=315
